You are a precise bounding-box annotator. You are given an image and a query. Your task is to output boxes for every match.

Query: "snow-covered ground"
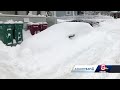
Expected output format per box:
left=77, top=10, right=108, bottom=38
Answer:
left=1, top=18, right=120, bottom=79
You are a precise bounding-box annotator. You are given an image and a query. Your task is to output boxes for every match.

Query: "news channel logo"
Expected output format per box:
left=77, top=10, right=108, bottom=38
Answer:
left=71, top=64, right=112, bottom=73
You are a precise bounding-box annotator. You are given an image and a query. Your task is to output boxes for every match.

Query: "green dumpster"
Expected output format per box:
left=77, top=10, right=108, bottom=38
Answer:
left=2, top=23, right=14, bottom=46
left=0, top=21, right=23, bottom=46
left=14, top=22, right=23, bottom=44
left=0, top=23, right=4, bottom=43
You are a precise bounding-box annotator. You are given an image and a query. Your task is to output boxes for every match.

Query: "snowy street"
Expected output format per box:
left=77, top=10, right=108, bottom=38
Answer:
left=0, top=18, right=120, bottom=79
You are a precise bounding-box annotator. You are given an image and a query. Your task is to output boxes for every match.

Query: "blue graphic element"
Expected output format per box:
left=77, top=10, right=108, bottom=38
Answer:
left=95, top=65, right=112, bottom=72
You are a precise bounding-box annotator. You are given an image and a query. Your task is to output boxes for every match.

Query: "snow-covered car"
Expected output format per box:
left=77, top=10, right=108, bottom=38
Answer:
left=69, top=19, right=99, bottom=27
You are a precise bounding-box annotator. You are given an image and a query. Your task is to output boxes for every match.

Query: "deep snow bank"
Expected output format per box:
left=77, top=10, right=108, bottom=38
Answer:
left=10, top=22, right=94, bottom=78
left=2, top=19, right=120, bottom=79
left=21, top=22, right=94, bottom=54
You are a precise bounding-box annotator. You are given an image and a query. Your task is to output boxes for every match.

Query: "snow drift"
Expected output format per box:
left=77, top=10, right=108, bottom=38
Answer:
left=21, top=22, right=94, bottom=54
left=0, top=22, right=94, bottom=79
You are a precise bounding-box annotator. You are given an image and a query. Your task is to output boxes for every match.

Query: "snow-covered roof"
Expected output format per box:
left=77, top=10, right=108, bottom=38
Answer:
left=27, top=22, right=47, bottom=25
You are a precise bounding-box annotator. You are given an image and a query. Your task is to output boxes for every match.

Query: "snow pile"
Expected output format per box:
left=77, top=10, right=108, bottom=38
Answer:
left=21, top=22, right=93, bottom=53
left=97, top=19, right=120, bottom=30
left=0, top=22, right=94, bottom=79
left=14, top=21, right=23, bottom=24
left=4, top=20, right=15, bottom=24
left=15, top=22, right=94, bottom=78
left=22, top=30, right=32, bottom=40
left=2, top=19, right=120, bottom=79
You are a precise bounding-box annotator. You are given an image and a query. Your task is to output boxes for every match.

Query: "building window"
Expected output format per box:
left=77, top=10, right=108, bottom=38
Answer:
left=66, top=11, right=71, bottom=15
left=15, top=11, right=18, bottom=15
left=77, top=11, right=80, bottom=15
left=77, top=11, right=84, bottom=15
left=37, top=11, right=41, bottom=15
